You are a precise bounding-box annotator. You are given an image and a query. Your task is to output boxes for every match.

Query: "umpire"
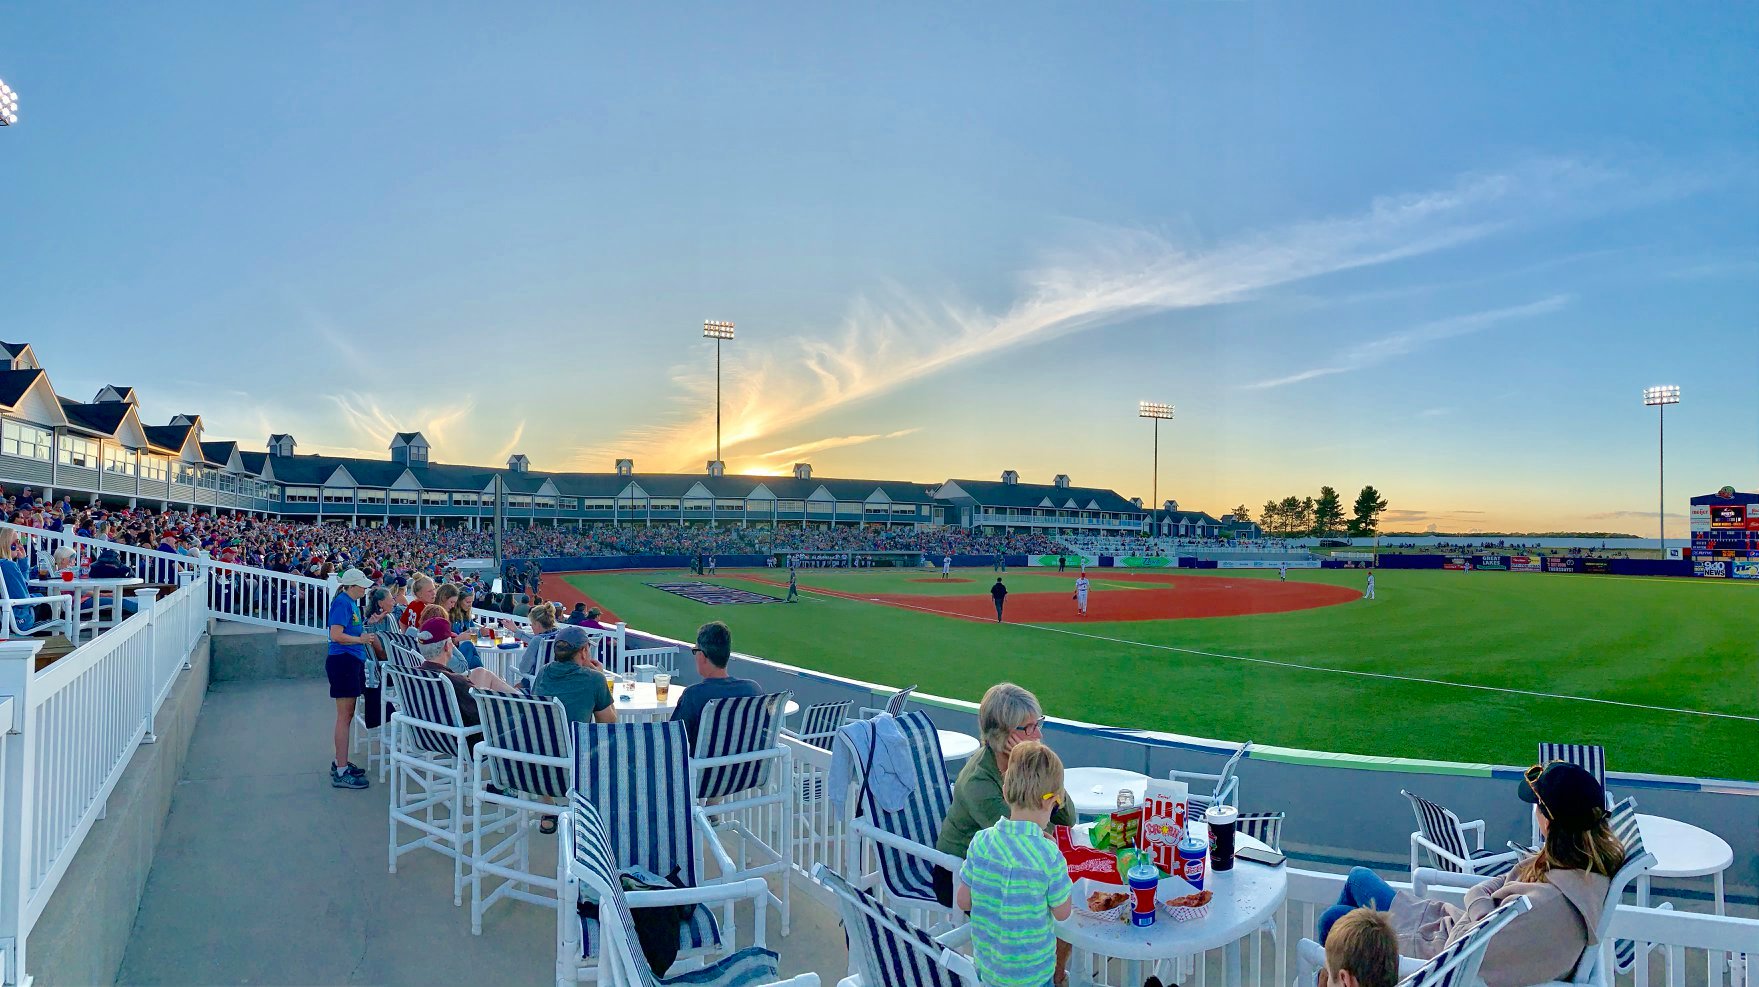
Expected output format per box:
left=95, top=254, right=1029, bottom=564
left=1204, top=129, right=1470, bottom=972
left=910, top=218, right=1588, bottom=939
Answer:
left=991, top=577, right=1008, bottom=623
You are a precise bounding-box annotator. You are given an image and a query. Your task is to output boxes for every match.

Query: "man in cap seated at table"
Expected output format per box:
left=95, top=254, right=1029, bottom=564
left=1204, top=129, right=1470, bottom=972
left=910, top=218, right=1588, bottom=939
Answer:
left=415, top=616, right=520, bottom=714
left=670, top=620, right=759, bottom=752
left=532, top=624, right=617, bottom=725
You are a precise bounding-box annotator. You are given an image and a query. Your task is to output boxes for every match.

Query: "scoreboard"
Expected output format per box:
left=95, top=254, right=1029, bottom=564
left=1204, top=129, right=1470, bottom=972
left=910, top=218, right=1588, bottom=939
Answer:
left=1689, top=489, right=1759, bottom=578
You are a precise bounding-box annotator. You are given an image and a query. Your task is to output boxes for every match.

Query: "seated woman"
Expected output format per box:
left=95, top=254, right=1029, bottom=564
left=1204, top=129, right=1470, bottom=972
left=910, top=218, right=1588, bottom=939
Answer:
left=934, top=682, right=1077, bottom=985
left=433, top=583, right=483, bottom=670
left=501, top=601, right=560, bottom=645
left=0, top=532, right=45, bottom=633
left=1318, top=762, right=1623, bottom=987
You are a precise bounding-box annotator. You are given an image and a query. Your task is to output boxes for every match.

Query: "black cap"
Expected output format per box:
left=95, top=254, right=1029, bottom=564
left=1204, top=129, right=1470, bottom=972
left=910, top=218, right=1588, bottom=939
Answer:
left=1518, top=762, right=1607, bottom=833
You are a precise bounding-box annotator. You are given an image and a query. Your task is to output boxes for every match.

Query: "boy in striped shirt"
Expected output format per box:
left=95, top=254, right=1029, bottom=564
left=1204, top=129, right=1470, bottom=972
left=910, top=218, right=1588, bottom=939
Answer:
left=955, top=741, right=1075, bottom=987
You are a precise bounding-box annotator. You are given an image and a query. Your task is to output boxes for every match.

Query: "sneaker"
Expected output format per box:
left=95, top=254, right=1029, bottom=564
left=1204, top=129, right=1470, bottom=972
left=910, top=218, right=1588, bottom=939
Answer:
left=336, top=761, right=366, bottom=778
left=331, top=765, right=369, bottom=789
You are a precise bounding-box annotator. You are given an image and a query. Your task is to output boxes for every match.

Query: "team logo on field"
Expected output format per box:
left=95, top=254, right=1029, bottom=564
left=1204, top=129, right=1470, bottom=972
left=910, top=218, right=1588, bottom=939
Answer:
left=646, top=582, right=780, bottom=605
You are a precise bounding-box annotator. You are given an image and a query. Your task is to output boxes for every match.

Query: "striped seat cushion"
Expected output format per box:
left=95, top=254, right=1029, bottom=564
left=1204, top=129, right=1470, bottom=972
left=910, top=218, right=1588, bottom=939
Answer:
left=818, top=865, right=972, bottom=987
left=1469, top=849, right=1516, bottom=877
left=658, top=947, right=780, bottom=986
left=860, top=711, right=954, bottom=906
left=693, top=692, right=791, bottom=800
left=575, top=722, right=698, bottom=887
left=579, top=901, right=721, bottom=961
left=476, top=692, right=572, bottom=799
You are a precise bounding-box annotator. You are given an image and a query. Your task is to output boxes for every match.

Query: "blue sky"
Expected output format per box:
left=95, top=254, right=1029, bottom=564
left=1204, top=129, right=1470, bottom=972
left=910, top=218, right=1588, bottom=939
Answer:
left=5, top=3, right=1756, bottom=533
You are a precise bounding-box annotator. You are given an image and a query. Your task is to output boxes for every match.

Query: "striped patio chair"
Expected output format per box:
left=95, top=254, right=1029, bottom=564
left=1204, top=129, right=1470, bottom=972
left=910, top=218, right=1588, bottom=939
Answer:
left=558, top=721, right=774, bottom=986
left=1402, top=790, right=1520, bottom=877
left=857, top=685, right=916, bottom=720
left=1171, top=740, right=1251, bottom=819
left=1235, top=811, right=1285, bottom=852
left=840, top=710, right=962, bottom=920
left=1538, top=743, right=1606, bottom=787
left=1397, top=895, right=1533, bottom=987
left=691, top=692, right=795, bottom=933
left=1294, top=894, right=1533, bottom=987
left=784, top=700, right=852, bottom=750
left=385, top=665, right=482, bottom=907
left=516, top=635, right=556, bottom=684
left=566, top=797, right=797, bottom=987
left=469, top=691, right=573, bottom=934
left=813, top=865, right=977, bottom=987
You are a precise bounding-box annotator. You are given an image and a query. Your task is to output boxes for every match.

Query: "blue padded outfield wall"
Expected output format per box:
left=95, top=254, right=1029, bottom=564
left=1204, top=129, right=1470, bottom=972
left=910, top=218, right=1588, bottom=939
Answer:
left=1374, top=554, right=1695, bottom=577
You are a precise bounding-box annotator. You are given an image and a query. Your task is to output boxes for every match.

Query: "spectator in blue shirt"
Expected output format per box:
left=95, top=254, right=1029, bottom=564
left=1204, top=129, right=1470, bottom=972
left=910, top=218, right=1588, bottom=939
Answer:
left=670, top=621, right=760, bottom=751
left=1, top=531, right=40, bottom=633
left=325, top=569, right=377, bottom=790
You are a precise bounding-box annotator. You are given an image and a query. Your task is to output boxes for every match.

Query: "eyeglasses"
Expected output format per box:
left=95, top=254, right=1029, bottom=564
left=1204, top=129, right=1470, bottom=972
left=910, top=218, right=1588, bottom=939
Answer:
left=1012, top=716, right=1047, bottom=734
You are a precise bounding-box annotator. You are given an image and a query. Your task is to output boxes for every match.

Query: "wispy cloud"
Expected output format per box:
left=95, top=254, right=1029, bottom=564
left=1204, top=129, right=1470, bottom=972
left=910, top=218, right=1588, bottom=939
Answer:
left=326, top=391, right=476, bottom=458
left=740, top=428, right=923, bottom=475
left=494, top=420, right=527, bottom=463
left=571, top=159, right=1667, bottom=470
left=1243, top=294, right=1570, bottom=390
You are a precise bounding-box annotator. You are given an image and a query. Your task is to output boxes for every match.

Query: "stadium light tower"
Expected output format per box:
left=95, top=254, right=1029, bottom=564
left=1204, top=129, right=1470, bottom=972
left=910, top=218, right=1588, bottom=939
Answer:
left=703, top=320, right=735, bottom=464
left=1643, top=385, right=1680, bottom=552
left=0, top=78, right=19, bottom=126
left=1139, top=401, right=1174, bottom=513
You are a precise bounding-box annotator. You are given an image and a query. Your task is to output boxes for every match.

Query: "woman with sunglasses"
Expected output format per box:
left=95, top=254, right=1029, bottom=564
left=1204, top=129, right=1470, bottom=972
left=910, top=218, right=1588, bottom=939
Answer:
left=1317, top=762, right=1625, bottom=987
left=934, top=683, right=1076, bottom=984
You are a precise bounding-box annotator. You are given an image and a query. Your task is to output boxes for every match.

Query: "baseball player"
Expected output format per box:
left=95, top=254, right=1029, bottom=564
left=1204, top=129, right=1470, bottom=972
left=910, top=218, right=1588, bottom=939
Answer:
left=1278, top=561, right=1287, bottom=582
left=1364, top=572, right=1376, bottom=600
left=707, top=555, right=717, bottom=575
left=1074, top=573, right=1090, bottom=615
left=942, top=554, right=952, bottom=580
left=786, top=568, right=799, bottom=603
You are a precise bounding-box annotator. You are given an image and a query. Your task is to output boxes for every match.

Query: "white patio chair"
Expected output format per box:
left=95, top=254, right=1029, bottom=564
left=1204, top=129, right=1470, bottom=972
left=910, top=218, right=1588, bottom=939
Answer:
left=568, top=796, right=814, bottom=986
left=0, top=576, right=78, bottom=641
left=470, top=690, right=573, bottom=934
left=1415, top=798, right=1655, bottom=987
left=691, top=691, right=795, bottom=934
left=1402, top=790, right=1520, bottom=877
left=814, top=864, right=978, bottom=987
left=1295, top=894, right=1533, bottom=987
left=557, top=721, right=775, bottom=985
left=784, top=699, right=853, bottom=750
left=856, top=685, right=915, bottom=721
left=385, top=665, right=482, bottom=906
left=1169, top=740, right=1251, bottom=819
left=836, top=710, right=964, bottom=929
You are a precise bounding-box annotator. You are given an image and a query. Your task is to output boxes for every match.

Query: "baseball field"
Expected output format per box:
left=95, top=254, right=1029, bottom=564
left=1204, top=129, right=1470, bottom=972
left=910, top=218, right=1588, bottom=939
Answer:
left=550, top=566, right=1759, bottom=781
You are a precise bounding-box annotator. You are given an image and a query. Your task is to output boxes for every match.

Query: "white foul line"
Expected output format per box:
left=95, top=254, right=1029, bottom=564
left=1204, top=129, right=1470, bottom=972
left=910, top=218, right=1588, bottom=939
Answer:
left=820, top=592, right=1758, bottom=723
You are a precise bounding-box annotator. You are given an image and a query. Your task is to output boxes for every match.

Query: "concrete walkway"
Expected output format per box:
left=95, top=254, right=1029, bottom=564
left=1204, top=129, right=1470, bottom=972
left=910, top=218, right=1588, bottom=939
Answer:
left=118, top=678, right=847, bottom=986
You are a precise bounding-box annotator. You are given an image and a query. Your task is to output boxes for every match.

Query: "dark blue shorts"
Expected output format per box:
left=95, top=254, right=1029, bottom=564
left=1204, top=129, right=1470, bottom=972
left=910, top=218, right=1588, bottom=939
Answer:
left=326, top=653, right=366, bottom=699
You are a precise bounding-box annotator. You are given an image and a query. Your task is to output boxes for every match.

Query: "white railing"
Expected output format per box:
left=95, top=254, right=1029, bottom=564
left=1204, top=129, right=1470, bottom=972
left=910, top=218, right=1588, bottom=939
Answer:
left=469, top=609, right=640, bottom=675
left=1, top=522, right=333, bottom=636
left=0, top=573, right=210, bottom=985
left=781, top=736, right=856, bottom=913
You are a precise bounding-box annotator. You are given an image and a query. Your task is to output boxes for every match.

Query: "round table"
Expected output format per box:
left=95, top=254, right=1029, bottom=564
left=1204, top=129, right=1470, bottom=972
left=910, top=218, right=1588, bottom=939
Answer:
left=29, top=576, right=144, bottom=639
left=1635, top=813, right=1734, bottom=913
left=607, top=682, right=799, bottom=721
left=1061, top=819, right=1286, bottom=987
left=1064, top=766, right=1151, bottom=817
left=937, top=730, right=980, bottom=763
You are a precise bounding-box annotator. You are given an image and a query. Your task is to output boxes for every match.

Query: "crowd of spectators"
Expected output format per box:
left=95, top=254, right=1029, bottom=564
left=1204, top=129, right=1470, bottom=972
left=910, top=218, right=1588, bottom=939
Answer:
left=1, top=491, right=1070, bottom=584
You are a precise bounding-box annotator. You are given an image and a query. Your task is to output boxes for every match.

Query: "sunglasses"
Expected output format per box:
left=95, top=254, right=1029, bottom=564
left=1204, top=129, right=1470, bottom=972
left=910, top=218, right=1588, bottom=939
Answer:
left=1524, top=760, right=1565, bottom=820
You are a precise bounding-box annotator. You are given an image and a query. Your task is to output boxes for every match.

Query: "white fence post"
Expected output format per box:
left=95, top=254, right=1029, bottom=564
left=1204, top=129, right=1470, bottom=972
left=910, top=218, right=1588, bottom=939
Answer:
left=135, top=589, right=160, bottom=745
left=0, top=640, right=43, bottom=987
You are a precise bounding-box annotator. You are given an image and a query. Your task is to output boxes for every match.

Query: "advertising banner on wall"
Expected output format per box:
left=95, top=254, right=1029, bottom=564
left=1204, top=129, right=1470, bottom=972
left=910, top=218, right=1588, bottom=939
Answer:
left=1215, top=559, right=1321, bottom=569
left=1732, top=559, right=1759, bottom=580
left=1475, top=556, right=1509, bottom=570
left=1694, top=559, right=1729, bottom=578
left=1581, top=559, right=1611, bottom=574
left=1510, top=555, right=1542, bottom=572
left=1443, top=557, right=1469, bottom=570
left=1545, top=557, right=1578, bottom=573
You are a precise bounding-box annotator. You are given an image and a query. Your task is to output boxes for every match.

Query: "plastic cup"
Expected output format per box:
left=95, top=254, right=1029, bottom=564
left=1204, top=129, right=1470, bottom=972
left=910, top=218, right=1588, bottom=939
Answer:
left=62, top=570, right=74, bottom=582
left=654, top=673, right=671, bottom=703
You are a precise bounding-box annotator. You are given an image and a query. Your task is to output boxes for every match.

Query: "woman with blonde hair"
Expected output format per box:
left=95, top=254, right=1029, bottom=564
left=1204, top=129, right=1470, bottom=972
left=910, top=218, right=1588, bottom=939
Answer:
left=1319, top=762, right=1623, bottom=987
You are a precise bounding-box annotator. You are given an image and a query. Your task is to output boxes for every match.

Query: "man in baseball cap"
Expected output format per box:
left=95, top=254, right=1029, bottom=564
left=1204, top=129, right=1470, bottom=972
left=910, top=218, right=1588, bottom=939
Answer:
left=532, top=624, right=617, bottom=729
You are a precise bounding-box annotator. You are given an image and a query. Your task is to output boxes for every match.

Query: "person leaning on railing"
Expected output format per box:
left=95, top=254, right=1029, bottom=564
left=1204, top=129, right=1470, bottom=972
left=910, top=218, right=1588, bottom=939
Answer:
left=933, top=682, right=1076, bottom=986
left=1316, top=762, right=1624, bottom=987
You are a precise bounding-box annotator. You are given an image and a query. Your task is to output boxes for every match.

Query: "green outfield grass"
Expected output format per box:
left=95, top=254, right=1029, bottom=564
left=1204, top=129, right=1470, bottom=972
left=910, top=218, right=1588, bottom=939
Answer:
left=564, top=567, right=1759, bottom=780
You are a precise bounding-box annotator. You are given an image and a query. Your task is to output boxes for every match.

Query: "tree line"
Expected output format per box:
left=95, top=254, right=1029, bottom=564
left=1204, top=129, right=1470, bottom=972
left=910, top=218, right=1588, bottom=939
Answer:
left=1231, top=485, right=1388, bottom=539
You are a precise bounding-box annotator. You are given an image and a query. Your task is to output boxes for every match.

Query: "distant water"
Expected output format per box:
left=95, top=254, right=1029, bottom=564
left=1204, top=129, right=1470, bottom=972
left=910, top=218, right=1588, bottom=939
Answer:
left=1292, top=536, right=1671, bottom=550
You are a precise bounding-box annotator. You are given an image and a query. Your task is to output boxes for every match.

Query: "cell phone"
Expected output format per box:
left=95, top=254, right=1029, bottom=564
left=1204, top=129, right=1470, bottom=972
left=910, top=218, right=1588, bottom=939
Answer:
left=1235, top=845, right=1286, bottom=868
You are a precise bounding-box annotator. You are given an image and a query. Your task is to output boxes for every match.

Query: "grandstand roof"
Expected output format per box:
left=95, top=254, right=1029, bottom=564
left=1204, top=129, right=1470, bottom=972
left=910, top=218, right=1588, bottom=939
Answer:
left=1155, top=508, right=1223, bottom=525
left=0, top=369, right=65, bottom=424
left=58, top=397, right=135, bottom=438
left=198, top=440, right=242, bottom=469
left=142, top=423, right=198, bottom=456
left=939, top=478, right=1144, bottom=514
left=238, top=451, right=268, bottom=473
left=0, top=342, right=31, bottom=358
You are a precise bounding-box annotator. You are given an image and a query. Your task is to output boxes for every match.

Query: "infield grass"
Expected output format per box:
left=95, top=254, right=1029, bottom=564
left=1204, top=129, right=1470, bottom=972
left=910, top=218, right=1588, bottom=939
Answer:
left=564, top=567, right=1759, bottom=780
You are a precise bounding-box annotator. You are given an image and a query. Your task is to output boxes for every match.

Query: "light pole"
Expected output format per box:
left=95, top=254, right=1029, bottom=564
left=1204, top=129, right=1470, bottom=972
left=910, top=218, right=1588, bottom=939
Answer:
left=1139, top=401, right=1174, bottom=519
left=1643, top=385, right=1680, bottom=552
left=703, top=320, right=735, bottom=465
left=0, top=78, right=19, bottom=126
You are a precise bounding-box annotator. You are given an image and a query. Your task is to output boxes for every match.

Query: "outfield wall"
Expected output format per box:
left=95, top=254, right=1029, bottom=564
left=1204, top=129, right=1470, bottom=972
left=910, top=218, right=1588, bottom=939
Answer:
left=1376, top=554, right=1699, bottom=577
left=624, top=627, right=1759, bottom=910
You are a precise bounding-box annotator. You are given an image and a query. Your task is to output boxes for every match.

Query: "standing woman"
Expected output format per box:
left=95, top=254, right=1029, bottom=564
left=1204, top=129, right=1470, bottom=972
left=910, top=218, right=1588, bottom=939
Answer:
left=325, top=569, right=377, bottom=791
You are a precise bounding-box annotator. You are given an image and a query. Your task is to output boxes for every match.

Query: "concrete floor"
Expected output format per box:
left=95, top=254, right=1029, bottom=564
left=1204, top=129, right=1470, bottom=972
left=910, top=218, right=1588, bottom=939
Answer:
left=117, top=678, right=849, bottom=986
